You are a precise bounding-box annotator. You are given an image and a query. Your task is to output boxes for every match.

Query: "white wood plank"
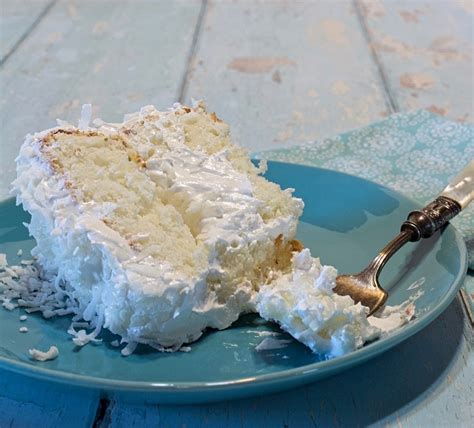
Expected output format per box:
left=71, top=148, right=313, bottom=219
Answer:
left=0, top=0, right=203, bottom=200
left=183, top=0, right=391, bottom=153
left=0, top=0, right=53, bottom=63
left=360, top=0, right=473, bottom=122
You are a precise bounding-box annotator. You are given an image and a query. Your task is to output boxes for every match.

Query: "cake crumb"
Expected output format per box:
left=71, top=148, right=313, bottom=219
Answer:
left=19, top=326, right=28, bottom=333
left=17, top=249, right=23, bottom=257
left=29, top=346, right=59, bottom=361
left=20, top=315, right=28, bottom=321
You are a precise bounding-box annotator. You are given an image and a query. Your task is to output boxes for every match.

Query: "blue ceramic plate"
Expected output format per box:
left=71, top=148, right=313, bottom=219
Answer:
left=0, top=162, right=467, bottom=403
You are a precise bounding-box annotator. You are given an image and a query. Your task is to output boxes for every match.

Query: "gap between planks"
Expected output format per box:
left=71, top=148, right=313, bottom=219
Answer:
left=352, top=0, right=399, bottom=114
left=0, top=0, right=57, bottom=67
left=177, top=0, right=208, bottom=104
left=92, top=397, right=113, bottom=428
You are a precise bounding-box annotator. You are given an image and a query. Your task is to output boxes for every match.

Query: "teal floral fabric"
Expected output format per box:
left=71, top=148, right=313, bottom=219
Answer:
left=254, top=110, right=474, bottom=313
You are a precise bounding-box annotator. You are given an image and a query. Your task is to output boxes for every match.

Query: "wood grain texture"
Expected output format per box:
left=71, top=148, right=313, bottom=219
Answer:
left=359, top=0, right=473, bottom=122
left=0, top=0, right=54, bottom=64
left=0, top=0, right=203, bottom=199
left=97, top=297, right=474, bottom=428
left=183, top=0, right=391, bottom=153
left=0, top=370, right=100, bottom=427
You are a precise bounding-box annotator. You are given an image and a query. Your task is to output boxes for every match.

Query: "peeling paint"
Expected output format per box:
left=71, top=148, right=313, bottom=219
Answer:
left=46, top=32, right=62, bottom=44
left=292, top=110, right=304, bottom=121
left=400, top=73, right=436, bottom=90
left=373, top=34, right=413, bottom=58
left=67, top=3, right=78, bottom=19
left=92, top=21, right=109, bottom=35
left=331, top=80, right=350, bottom=96
left=93, top=59, right=106, bottom=73
left=430, top=36, right=469, bottom=66
left=127, top=93, right=142, bottom=101
left=227, top=57, right=295, bottom=73
left=322, top=20, right=348, bottom=45
left=360, top=0, right=386, bottom=18
left=370, top=29, right=469, bottom=66
left=455, top=113, right=470, bottom=123
left=272, top=69, right=282, bottom=83
left=277, top=127, right=294, bottom=142
left=399, top=10, right=423, bottom=23
left=427, top=105, right=449, bottom=116
left=339, top=91, right=381, bottom=125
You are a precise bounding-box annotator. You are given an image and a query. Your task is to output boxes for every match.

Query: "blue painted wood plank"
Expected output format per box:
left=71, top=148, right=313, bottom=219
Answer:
left=359, top=0, right=473, bottom=123
left=183, top=0, right=391, bottom=153
left=0, top=371, right=100, bottom=427
left=0, top=0, right=54, bottom=64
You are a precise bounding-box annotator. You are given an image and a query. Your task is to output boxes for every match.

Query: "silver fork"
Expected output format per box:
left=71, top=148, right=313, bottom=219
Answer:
left=334, top=161, right=474, bottom=316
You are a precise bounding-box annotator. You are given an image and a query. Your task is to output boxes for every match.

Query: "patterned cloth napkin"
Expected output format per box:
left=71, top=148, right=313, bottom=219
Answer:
left=254, top=110, right=474, bottom=314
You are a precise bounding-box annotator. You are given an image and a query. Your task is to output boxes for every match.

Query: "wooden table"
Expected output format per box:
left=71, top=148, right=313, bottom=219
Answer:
left=1, top=1, right=472, bottom=426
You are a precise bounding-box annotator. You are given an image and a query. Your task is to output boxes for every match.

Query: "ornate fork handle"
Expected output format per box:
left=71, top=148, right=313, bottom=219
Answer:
left=401, top=196, right=462, bottom=242
left=334, top=161, right=473, bottom=317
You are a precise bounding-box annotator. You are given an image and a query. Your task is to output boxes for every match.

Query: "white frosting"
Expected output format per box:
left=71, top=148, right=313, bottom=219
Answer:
left=256, top=249, right=414, bottom=358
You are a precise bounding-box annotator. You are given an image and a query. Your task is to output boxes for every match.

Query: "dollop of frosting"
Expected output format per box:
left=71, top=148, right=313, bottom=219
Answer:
left=256, top=249, right=414, bottom=358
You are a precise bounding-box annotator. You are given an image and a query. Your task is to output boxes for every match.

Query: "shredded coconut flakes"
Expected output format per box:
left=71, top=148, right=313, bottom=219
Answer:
left=0, top=256, right=108, bottom=351
left=0, top=253, right=7, bottom=269
left=29, top=346, right=59, bottom=361
left=0, top=255, right=191, bottom=356
left=78, top=104, right=92, bottom=130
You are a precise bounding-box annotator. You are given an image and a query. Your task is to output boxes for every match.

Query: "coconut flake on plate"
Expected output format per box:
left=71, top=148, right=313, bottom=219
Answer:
left=29, top=346, right=59, bottom=361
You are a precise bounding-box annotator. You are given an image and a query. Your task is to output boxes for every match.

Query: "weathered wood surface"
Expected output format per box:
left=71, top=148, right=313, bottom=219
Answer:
left=1, top=1, right=473, bottom=427
left=0, top=370, right=100, bottom=427
left=0, top=0, right=54, bottom=64
left=184, top=0, right=391, bottom=152
left=358, top=0, right=473, bottom=122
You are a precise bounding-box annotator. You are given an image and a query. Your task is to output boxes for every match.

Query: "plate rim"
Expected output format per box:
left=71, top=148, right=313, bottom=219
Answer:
left=0, top=163, right=468, bottom=394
